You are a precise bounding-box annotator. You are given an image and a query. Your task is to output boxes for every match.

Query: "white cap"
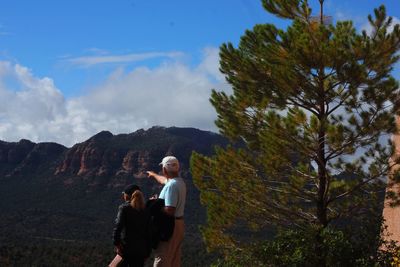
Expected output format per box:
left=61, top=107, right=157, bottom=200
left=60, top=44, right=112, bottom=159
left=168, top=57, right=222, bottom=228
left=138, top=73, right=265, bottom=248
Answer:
left=159, top=156, right=180, bottom=172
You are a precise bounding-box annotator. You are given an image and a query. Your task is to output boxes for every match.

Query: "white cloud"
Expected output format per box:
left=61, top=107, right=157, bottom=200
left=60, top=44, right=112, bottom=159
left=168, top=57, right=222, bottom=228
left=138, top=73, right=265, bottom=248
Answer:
left=65, top=51, right=184, bottom=67
left=196, top=47, right=224, bottom=82
left=0, top=63, right=68, bottom=144
left=0, top=47, right=230, bottom=147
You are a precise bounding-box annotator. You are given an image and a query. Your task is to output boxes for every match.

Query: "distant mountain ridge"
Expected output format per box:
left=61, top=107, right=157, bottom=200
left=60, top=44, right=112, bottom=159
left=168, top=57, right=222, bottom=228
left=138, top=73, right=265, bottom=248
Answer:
left=0, top=126, right=227, bottom=243
left=0, top=139, right=67, bottom=177
left=0, top=126, right=226, bottom=179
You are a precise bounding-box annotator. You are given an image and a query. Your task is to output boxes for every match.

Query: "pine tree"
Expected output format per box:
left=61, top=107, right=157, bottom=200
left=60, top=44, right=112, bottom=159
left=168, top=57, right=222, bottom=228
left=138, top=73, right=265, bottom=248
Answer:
left=191, top=0, right=400, bottom=262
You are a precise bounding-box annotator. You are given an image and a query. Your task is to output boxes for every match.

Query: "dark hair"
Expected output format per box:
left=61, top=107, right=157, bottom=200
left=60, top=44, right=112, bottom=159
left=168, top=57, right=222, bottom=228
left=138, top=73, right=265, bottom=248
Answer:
left=123, top=184, right=140, bottom=195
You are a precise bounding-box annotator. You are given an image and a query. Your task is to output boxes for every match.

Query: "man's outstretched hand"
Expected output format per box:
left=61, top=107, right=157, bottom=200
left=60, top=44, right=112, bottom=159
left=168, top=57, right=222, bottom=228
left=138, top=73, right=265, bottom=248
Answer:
left=146, top=170, right=167, bottom=185
left=146, top=171, right=157, bottom=178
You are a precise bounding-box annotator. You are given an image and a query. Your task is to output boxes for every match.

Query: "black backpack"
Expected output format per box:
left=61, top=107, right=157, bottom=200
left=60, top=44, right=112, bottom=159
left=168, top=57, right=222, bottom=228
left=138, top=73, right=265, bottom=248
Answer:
left=146, top=199, right=175, bottom=249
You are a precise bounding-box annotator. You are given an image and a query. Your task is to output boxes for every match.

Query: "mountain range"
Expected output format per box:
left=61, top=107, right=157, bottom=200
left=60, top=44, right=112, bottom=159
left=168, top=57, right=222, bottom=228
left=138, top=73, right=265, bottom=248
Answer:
left=0, top=126, right=228, bottom=246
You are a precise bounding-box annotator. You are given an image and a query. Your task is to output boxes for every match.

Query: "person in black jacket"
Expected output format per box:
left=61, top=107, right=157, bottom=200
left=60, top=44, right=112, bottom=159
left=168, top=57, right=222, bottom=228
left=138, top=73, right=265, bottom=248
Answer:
left=113, top=184, right=151, bottom=267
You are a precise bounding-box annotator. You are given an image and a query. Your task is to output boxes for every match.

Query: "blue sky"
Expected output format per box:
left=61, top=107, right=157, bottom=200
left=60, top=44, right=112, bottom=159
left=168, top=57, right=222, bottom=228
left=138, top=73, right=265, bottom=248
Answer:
left=0, top=0, right=399, bottom=146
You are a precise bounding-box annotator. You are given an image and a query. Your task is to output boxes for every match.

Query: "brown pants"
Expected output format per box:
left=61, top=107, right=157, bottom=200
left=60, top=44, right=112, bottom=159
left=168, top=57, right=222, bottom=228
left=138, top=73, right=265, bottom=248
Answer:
left=153, top=219, right=184, bottom=267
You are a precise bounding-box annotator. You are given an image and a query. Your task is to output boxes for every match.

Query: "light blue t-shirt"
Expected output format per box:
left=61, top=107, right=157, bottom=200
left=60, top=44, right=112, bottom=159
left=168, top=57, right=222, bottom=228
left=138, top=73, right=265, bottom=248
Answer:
left=159, top=177, right=186, bottom=217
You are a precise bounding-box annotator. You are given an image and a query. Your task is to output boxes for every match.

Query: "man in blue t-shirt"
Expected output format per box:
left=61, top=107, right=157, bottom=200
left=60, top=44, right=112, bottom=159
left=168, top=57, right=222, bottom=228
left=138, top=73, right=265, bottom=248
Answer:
left=147, top=156, right=186, bottom=267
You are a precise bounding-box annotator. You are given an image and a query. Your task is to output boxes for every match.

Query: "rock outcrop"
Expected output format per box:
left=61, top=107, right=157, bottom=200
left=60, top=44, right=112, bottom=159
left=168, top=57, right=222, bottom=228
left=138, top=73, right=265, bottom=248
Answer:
left=382, top=117, right=400, bottom=244
left=54, top=126, right=227, bottom=180
left=0, top=126, right=227, bottom=184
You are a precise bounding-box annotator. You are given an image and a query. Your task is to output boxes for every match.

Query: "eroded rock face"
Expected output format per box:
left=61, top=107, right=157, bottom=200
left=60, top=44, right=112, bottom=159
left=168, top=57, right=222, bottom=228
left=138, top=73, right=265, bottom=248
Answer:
left=382, top=117, right=400, bottom=244
left=55, top=146, right=82, bottom=175
left=56, top=147, right=156, bottom=179
left=121, top=150, right=137, bottom=172
left=54, top=127, right=221, bottom=179
left=1, top=126, right=228, bottom=190
left=55, top=131, right=114, bottom=176
left=78, top=146, right=103, bottom=176
left=119, top=150, right=151, bottom=176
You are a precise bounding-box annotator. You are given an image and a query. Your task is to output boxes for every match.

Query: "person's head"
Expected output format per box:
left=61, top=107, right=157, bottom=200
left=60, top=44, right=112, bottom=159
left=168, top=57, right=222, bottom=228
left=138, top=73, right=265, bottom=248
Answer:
left=160, top=156, right=180, bottom=178
left=122, top=184, right=145, bottom=210
left=130, top=190, right=145, bottom=210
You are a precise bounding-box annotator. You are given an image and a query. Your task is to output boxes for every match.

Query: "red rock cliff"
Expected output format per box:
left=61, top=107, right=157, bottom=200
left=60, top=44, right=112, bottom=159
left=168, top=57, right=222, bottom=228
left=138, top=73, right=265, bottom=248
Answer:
left=382, top=117, right=400, bottom=244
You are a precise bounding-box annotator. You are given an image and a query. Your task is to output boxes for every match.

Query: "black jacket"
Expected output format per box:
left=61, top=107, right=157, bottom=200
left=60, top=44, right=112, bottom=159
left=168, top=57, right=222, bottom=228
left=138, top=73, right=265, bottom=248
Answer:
left=146, top=199, right=175, bottom=249
left=113, top=202, right=151, bottom=258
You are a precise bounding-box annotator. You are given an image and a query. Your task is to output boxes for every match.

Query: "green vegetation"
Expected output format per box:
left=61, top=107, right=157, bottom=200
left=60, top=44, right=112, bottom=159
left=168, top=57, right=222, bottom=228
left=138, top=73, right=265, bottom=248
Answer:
left=191, top=0, right=400, bottom=265
left=212, top=226, right=400, bottom=267
left=0, top=238, right=214, bottom=267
